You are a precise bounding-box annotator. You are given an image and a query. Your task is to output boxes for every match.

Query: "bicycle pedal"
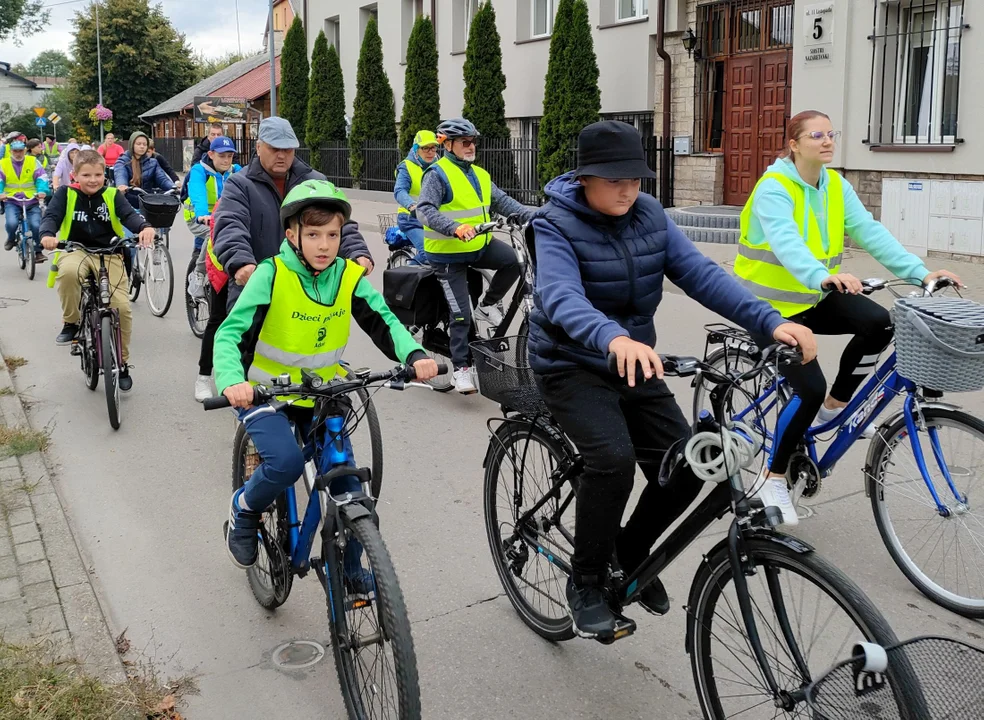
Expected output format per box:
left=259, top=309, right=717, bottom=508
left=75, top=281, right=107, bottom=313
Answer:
left=70, top=343, right=81, bottom=356
left=596, top=613, right=637, bottom=646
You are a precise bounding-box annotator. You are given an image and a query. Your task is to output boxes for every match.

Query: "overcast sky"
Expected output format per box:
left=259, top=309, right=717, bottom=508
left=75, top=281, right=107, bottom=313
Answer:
left=2, top=0, right=269, bottom=66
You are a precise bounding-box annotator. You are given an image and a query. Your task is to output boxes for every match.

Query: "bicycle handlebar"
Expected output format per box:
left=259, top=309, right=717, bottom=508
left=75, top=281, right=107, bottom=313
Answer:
left=606, top=344, right=801, bottom=384
left=56, top=237, right=136, bottom=254
left=203, top=362, right=449, bottom=411
left=860, top=276, right=959, bottom=296
left=128, top=186, right=180, bottom=197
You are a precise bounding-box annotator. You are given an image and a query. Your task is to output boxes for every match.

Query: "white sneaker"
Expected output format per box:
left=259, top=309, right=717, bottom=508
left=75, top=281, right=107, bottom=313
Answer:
left=453, top=367, right=477, bottom=395
left=474, top=302, right=505, bottom=328
left=817, top=404, right=874, bottom=438
left=752, top=468, right=799, bottom=526
left=194, top=374, right=213, bottom=403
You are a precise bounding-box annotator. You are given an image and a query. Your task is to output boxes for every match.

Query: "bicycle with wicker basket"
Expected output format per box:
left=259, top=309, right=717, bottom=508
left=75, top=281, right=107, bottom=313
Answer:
left=692, top=277, right=984, bottom=619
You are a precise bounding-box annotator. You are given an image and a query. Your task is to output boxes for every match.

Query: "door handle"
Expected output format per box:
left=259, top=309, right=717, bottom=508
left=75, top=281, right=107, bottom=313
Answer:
left=901, top=208, right=905, bottom=221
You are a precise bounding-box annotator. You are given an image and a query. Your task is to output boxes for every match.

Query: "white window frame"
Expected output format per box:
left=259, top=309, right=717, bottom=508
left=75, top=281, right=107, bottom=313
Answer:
left=617, top=0, right=648, bottom=22
left=464, top=0, right=478, bottom=41
left=324, top=16, right=340, bottom=53
left=531, top=0, right=555, bottom=38
left=893, top=0, right=961, bottom=144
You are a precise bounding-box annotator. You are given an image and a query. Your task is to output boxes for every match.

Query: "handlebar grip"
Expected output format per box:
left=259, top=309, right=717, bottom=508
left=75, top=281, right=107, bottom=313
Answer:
left=403, top=362, right=448, bottom=381
left=203, top=396, right=231, bottom=411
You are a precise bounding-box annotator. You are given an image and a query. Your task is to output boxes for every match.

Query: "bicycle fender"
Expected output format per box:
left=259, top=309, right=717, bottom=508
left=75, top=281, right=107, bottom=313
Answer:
left=339, top=501, right=373, bottom=523
left=862, top=401, right=961, bottom=497
left=684, top=530, right=814, bottom=653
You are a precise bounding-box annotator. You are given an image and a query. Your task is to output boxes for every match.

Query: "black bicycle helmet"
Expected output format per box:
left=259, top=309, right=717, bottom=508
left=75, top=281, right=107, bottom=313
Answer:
left=436, top=117, right=480, bottom=142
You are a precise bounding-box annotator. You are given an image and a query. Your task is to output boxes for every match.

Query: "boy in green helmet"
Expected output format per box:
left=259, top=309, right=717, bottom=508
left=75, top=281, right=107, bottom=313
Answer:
left=214, top=179, right=438, bottom=570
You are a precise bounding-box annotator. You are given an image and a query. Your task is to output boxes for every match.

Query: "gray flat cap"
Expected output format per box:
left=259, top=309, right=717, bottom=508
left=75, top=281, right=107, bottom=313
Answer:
left=258, top=117, right=299, bottom=149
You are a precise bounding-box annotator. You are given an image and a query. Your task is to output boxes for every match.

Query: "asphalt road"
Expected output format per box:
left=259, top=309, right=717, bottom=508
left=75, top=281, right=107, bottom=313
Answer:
left=0, top=209, right=981, bottom=719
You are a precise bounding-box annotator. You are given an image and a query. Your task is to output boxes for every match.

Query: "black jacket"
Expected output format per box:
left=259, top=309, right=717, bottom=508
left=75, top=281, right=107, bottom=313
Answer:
left=39, top=186, right=150, bottom=249
left=191, top=136, right=212, bottom=166
left=153, top=151, right=179, bottom=182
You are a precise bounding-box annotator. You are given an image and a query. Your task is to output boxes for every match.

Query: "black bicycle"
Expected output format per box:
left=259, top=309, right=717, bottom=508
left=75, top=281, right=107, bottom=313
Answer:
left=54, top=238, right=134, bottom=430
left=185, top=248, right=210, bottom=338
left=476, top=337, right=919, bottom=719
left=382, top=217, right=533, bottom=391
left=127, top=187, right=179, bottom=316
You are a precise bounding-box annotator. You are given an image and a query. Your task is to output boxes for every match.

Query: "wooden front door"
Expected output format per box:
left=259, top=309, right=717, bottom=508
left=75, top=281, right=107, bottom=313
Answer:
left=723, top=49, right=792, bottom=206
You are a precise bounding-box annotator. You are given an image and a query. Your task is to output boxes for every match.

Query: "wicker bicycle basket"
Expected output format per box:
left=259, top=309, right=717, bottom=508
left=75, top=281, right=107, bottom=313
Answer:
left=470, top=335, right=548, bottom=415
left=892, top=297, right=984, bottom=393
left=138, top=193, right=181, bottom=229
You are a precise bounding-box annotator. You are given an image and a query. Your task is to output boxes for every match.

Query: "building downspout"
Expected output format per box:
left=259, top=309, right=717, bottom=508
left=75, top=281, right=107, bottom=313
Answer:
left=655, top=0, right=672, bottom=206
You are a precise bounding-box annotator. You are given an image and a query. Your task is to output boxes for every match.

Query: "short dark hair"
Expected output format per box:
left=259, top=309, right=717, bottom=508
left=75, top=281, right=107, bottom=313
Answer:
left=25, top=139, right=41, bottom=150
left=210, top=122, right=223, bottom=130
left=74, top=149, right=105, bottom=173
left=291, top=206, right=345, bottom=229
left=44, top=134, right=54, bottom=141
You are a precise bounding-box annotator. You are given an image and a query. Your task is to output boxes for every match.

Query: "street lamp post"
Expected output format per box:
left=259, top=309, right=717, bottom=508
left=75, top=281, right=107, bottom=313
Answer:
left=268, top=0, right=277, bottom=117
left=94, top=0, right=104, bottom=142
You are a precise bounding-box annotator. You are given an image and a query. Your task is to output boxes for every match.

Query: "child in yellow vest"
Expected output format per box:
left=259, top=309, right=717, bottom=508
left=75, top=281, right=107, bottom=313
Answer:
left=214, top=179, right=437, bottom=570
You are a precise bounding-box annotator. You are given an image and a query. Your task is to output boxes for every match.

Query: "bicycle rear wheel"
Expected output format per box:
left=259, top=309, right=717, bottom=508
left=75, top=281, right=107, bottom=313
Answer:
left=688, top=538, right=901, bottom=720
left=232, top=423, right=292, bottom=609
left=412, top=326, right=453, bottom=392
left=185, top=255, right=209, bottom=338
left=386, top=248, right=414, bottom=270
left=692, top=345, right=788, bottom=424
left=145, top=242, right=174, bottom=317
left=484, top=420, right=576, bottom=642
left=326, top=515, right=420, bottom=719
left=100, top=315, right=121, bottom=430
left=25, top=242, right=35, bottom=280
left=866, top=407, right=984, bottom=618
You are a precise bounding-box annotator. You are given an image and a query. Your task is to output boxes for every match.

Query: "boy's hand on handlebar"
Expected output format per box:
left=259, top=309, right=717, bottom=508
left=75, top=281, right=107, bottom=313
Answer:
left=116, top=184, right=129, bottom=193
left=412, top=358, right=439, bottom=381
left=608, top=336, right=663, bottom=387
left=772, top=322, right=817, bottom=364
left=821, top=273, right=864, bottom=294
left=454, top=223, right=477, bottom=241
left=223, top=382, right=254, bottom=409
left=923, top=269, right=964, bottom=288
left=137, top=227, right=155, bottom=248
left=41, top=236, right=58, bottom=250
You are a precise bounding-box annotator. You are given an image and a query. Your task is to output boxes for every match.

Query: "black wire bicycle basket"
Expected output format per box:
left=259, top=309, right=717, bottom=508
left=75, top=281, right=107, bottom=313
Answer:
left=138, top=193, right=181, bottom=229
left=470, top=335, right=547, bottom=415
left=806, top=636, right=984, bottom=719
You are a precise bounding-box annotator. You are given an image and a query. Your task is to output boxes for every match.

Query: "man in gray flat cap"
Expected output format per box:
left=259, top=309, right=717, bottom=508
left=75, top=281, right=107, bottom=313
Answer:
left=212, top=117, right=374, bottom=310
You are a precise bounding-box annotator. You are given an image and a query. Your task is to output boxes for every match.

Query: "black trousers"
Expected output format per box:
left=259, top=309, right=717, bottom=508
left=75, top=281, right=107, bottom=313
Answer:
left=198, top=283, right=229, bottom=376
left=535, top=366, right=695, bottom=584
left=753, top=292, right=894, bottom=473
left=433, top=238, right=521, bottom=368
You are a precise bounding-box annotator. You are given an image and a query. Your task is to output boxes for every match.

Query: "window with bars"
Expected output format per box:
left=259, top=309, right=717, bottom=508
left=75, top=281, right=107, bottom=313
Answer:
left=866, top=0, right=966, bottom=146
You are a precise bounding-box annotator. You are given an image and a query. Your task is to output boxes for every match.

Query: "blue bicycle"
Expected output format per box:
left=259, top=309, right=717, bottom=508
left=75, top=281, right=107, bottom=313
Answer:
left=205, top=364, right=435, bottom=719
left=9, top=198, right=40, bottom=280
left=693, top=277, right=984, bottom=619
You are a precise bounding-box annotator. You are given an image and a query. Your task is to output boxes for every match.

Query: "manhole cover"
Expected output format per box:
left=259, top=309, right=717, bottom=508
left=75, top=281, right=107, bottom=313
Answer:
left=271, top=640, right=326, bottom=669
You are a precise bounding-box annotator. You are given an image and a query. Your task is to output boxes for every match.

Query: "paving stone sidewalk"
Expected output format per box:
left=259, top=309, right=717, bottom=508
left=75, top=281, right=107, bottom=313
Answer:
left=0, top=346, right=123, bottom=679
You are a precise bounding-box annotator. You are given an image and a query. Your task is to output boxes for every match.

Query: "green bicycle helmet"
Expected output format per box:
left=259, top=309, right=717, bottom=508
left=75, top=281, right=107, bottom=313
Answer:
left=280, top=179, right=352, bottom=230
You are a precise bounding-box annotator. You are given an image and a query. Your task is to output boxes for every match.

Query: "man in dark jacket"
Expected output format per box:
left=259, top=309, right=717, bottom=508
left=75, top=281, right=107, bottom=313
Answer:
left=529, top=121, right=817, bottom=641
left=212, top=117, right=373, bottom=310
left=191, top=123, right=224, bottom=166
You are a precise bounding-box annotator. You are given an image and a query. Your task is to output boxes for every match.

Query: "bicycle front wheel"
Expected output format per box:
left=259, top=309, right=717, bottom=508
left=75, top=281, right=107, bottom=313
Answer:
left=15, top=237, right=25, bottom=270
left=25, top=242, right=35, bottom=280
left=100, top=315, right=121, bottom=430
left=688, top=538, right=900, bottom=720
left=866, top=407, right=984, bottom=618
left=145, top=243, right=174, bottom=317
left=326, top=515, right=421, bottom=719
left=128, top=250, right=143, bottom=302
left=185, top=255, right=209, bottom=338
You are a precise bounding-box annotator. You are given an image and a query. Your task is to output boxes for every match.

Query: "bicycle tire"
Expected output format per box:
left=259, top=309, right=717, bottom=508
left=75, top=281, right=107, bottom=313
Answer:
left=866, top=407, right=984, bottom=619
left=25, top=242, right=35, bottom=280
left=386, top=249, right=414, bottom=270
left=16, top=236, right=25, bottom=270
left=326, top=515, right=421, bottom=719
left=145, top=243, right=174, bottom=317
left=692, top=345, right=788, bottom=423
left=484, top=420, right=576, bottom=642
left=128, top=250, right=142, bottom=302
left=185, top=254, right=209, bottom=338
left=101, top=315, right=121, bottom=430
left=688, top=538, right=905, bottom=720
left=354, top=387, right=384, bottom=498
left=232, top=422, right=293, bottom=609
left=81, top=311, right=99, bottom=391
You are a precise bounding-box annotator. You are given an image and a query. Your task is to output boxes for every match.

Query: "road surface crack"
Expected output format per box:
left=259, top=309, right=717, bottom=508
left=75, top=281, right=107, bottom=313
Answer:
left=413, top=592, right=505, bottom=625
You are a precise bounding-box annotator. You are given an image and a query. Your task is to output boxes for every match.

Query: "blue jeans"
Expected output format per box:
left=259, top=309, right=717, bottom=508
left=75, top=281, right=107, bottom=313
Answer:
left=4, top=203, right=41, bottom=251
left=193, top=235, right=206, bottom=252
left=238, top=405, right=364, bottom=578
left=396, top=215, right=426, bottom=265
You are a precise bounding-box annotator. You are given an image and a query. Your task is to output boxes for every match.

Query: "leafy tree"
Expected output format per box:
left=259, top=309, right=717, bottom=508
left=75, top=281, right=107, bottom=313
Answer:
left=279, top=17, right=309, bottom=137
left=13, top=50, right=72, bottom=78
left=0, top=0, right=49, bottom=45
left=192, top=50, right=256, bottom=82
left=68, top=0, right=197, bottom=139
left=349, top=15, right=396, bottom=182
left=461, top=1, right=508, bottom=139
left=538, top=0, right=600, bottom=189
left=306, top=31, right=346, bottom=148
left=398, top=15, right=439, bottom=156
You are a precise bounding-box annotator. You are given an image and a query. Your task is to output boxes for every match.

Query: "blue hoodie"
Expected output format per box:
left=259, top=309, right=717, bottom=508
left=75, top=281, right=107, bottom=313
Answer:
left=528, top=172, right=784, bottom=374
left=393, top=150, right=433, bottom=231
left=186, top=159, right=242, bottom=218
left=746, top=158, right=930, bottom=290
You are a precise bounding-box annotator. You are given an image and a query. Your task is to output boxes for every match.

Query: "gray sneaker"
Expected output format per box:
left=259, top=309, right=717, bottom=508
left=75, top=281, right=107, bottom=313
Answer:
left=453, top=366, right=477, bottom=395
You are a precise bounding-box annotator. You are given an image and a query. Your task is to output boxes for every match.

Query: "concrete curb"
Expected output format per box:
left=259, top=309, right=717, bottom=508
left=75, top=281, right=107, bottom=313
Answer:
left=0, top=346, right=125, bottom=681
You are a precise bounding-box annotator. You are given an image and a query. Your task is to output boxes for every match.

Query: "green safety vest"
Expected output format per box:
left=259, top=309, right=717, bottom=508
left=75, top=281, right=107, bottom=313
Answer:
left=422, top=156, right=492, bottom=255
left=43, top=140, right=59, bottom=161
left=58, top=187, right=127, bottom=241
left=396, top=159, right=424, bottom=215
left=0, top=155, right=39, bottom=199
left=246, top=256, right=365, bottom=407
left=183, top=174, right=218, bottom=222
left=734, top=169, right=845, bottom=318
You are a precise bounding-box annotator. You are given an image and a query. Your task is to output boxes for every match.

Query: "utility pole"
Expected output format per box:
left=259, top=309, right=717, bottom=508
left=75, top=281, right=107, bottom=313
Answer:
left=268, top=0, right=277, bottom=117
left=235, top=0, right=242, bottom=57
left=95, top=0, right=104, bottom=142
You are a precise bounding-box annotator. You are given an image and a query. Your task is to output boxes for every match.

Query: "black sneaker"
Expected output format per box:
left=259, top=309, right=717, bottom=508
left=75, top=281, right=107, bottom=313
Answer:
left=3, top=239, right=14, bottom=251
left=615, top=536, right=671, bottom=616
left=33, top=252, right=45, bottom=263
left=55, top=323, right=79, bottom=345
left=226, top=489, right=262, bottom=569
left=567, top=577, right=618, bottom=639
left=118, top=367, right=132, bottom=393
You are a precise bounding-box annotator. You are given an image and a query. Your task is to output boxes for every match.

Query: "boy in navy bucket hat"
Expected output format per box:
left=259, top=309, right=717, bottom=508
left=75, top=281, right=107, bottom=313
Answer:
left=527, top=120, right=817, bottom=641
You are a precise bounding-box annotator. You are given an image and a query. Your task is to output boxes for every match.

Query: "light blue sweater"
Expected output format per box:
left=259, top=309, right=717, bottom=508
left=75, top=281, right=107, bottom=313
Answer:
left=746, top=158, right=929, bottom=291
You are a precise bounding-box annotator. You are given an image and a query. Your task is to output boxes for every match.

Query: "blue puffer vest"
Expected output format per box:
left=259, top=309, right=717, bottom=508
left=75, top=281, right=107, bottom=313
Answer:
left=529, top=173, right=669, bottom=374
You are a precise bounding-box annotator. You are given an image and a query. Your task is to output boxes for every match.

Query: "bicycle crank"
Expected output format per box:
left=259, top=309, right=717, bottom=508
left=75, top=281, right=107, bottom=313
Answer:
left=788, top=452, right=821, bottom=500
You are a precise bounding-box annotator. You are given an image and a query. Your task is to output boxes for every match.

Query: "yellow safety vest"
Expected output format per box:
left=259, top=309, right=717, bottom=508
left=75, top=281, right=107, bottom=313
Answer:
left=0, top=155, right=39, bottom=199
left=59, top=187, right=126, bottom=241
left=43, top=140, right=59, bottom=161
left=422, top=156, right=492, bottom=255
left=184, top=174, right=218, bottom=222
left=246, top=257, right=365, bottom=407
left=396, top=159, right=424, bottom=215
left=206, top=237, right=223, bottom=272
left=734, top=169, right=845, bottom=317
